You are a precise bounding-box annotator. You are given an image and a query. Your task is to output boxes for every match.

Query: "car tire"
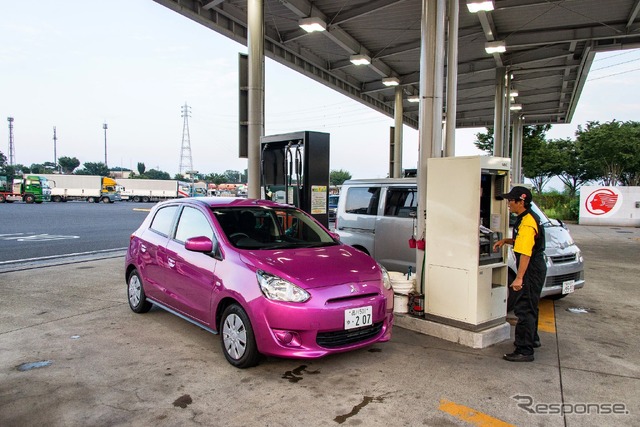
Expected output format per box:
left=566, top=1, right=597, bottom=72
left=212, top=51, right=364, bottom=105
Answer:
left=25, top=194, right=35, bottom=204
left=52, top=195, right=62, bottom=202
left=220, top=304, right=260, bottom=369
left=101, top=197, right=111, bottom=203
left=127, top=269, right=152, bottom=313
left=0, top=194, right=5, bottom=203
left=87, top=197, right=96, bottom=203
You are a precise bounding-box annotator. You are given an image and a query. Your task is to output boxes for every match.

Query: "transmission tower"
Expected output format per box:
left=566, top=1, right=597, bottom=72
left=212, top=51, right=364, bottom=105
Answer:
left=7, top=117, right=15, bottom=166
left=178, top=103, right=194, bottom=176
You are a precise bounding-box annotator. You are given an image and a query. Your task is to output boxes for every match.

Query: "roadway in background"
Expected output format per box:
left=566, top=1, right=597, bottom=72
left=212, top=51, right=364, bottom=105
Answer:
left=0, top=202, right=148, bottom=271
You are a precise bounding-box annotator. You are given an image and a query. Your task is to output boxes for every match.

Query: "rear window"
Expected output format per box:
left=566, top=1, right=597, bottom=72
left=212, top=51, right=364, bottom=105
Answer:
left=149, top=205, right=179, bottom=237
left=344, top=187, right=380, bottom=215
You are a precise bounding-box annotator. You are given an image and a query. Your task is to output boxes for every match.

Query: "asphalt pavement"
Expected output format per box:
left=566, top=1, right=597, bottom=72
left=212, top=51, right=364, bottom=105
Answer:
left=0, top=224, right=639, bottom=426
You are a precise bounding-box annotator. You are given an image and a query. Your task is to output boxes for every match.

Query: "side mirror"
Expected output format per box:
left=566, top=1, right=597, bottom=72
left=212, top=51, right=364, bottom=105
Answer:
left=185, top=236, right=214, bottom=253
left=329, top=231, right=340, bottom=241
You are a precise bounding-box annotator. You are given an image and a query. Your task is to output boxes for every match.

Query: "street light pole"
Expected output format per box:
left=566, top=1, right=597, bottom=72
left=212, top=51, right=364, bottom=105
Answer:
left=103, top=122, right=108, bottom=168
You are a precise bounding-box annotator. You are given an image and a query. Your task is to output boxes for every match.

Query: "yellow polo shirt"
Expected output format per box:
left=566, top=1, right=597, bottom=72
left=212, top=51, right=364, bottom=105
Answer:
left=513, top=214, right=539, bottom=257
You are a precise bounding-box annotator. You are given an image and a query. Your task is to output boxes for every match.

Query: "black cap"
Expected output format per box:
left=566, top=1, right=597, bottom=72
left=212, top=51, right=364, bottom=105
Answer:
left=497, top=186, right=532, bottom=202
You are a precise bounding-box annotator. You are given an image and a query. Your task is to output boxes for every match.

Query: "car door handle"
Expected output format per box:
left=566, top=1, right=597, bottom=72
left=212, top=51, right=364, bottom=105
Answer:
left=140, top=244, right=147, bottom=253
left=167, top=258, right=176, bottom=268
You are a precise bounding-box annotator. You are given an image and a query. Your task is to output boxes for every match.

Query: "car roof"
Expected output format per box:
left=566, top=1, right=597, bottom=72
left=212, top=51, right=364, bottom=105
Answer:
left=343, top=178, right=416, bottom=186
left=161, top=197, right=288, bottom=209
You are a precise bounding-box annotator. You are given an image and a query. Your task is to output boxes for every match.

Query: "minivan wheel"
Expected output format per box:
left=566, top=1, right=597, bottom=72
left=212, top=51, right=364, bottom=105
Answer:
left=220, top=304, right=260, bottom=368
left=127, top=269, right=152, bottom=313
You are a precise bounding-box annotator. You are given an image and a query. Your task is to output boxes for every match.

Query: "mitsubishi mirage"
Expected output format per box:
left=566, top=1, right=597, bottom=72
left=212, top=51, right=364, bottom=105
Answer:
left=125, top=197, right=394, bottom=368
left=335, top=179, right=584, bottom=305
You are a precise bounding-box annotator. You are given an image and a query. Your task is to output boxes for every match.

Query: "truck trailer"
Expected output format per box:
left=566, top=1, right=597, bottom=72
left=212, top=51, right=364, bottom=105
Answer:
left=116, top=179, right=191, bottom=202
left=0, top=174, right=52, bottom=203
left=41, top=174, right=121, bottom=203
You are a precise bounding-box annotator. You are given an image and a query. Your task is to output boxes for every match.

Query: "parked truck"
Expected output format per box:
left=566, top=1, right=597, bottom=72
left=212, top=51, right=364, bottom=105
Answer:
left=41, top=174, right=121, bottom=203
left=116, top=178, right=191, bottom=202
left=0, top=174, right=52, bottom=203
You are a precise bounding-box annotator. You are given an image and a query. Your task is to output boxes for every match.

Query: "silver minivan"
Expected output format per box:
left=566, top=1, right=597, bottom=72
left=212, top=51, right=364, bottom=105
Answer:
left=336, top=178, right=585, bottom=304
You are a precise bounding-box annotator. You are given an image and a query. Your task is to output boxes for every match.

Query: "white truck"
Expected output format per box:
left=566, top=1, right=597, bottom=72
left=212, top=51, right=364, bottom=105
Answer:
left=41, top=174, right=121, bottom=203
left=116, top=179, right=191, bottom=202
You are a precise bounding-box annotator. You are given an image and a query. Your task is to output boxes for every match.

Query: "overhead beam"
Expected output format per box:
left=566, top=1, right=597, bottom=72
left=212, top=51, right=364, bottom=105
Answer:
left=627, top=0, right=640, bottom=27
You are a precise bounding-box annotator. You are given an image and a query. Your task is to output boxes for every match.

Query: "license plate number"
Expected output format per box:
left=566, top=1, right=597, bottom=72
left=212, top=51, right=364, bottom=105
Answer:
left=562, top=279, right=575, bottom=294
left=344, top=306, right=373, bottom=330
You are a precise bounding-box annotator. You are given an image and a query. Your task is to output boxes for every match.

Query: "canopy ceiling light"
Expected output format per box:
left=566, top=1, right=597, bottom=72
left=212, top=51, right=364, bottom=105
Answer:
left=407, top=95, right=420, bottom=103
left=350, top=54, right=371, bottom=66
left=485, top=40, right=506, bottom=54
left=466, top=0, right=494, bottom=13
left=382, top=77, right=400, bottom=87
left=298, top=17, right=326, bottom=33
left=510, top=104, right=523, bottom=111
left=510, top=90, right=519, bottom=97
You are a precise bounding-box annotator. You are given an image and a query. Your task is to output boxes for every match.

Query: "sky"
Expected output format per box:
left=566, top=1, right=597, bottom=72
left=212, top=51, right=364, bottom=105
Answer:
left=2, top=0, right=640, bottom=182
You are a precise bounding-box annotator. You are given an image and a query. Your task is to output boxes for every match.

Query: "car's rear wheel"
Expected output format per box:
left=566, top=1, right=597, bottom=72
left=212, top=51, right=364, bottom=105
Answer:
left=220, top=304, right=259, bottom=368
left=127, top=269, right=152, bottom=313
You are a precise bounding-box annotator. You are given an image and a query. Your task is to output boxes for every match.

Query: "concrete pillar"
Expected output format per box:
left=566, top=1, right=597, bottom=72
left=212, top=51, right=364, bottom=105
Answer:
left=444, top=0, right=459, bottom=158
left=511, top=115, right=524, bottom=184
left=416, top=0, right=446, bottom=293
left=393, top=86, right=404, bottom=178
left=492, top=67, right=506, bottom=157
left=503, top=73, right=512, bottom=157
left=247, top=0, right=265, bottom=199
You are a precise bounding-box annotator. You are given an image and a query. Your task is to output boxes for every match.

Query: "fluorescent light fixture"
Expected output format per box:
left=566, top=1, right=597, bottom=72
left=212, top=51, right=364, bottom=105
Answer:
left=466, top=0, right=494, bottom=13
left=407, top=95, right=420, bottom=103
left=510, top=104, right=523, bottom=111
left=298, top=17, right=326, bottom=33
left=350, top=54, right=371, bottom=65
left=510, top=90, right=519, bottom=97
left=485, top=40, right=506, bottom=54
left=382, top=77, right=400, bottom=87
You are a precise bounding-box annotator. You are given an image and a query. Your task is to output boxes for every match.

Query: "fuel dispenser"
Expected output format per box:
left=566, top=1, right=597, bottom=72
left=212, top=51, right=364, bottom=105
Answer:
left=424, top=156, right=510, bottom=330
left=260, top=131, right=330, bottom=226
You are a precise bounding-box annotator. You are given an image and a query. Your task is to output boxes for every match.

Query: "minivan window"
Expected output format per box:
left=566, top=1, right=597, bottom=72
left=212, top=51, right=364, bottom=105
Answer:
left=384, top=188, right=417, bottom=217
left=345, top=187, right=381, bottom=215
left=175, top=206, right=215, bottom=243
left=149, top=205, right=179, bottom=237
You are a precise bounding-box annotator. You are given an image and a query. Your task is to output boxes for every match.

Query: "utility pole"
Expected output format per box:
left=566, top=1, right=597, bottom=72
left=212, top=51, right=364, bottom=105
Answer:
left=7, top=117, right=15, bottom=166
left=179, top=103, right=194, bottom=177
left=103, top=122, right=108, bottom=168
left=53, top=126, right=58, bottom=171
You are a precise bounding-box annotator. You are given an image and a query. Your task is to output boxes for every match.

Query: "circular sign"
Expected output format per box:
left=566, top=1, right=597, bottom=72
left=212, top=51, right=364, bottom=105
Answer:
left=585, top=188, right=622, bottom=216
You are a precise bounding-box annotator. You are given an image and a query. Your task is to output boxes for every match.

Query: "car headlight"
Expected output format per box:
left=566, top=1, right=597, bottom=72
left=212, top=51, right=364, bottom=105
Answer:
left=378, top=264, right=392, bottom=290
left=576, top=249, right=583, bottom=263
left=257, top=270, right=310, bottom=302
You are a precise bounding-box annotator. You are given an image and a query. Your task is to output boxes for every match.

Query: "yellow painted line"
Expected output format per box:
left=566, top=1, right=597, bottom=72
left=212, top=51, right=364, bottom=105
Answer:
left=538, top=298, right=556, bottom=333
left=439, top=399, right=515, bottom=427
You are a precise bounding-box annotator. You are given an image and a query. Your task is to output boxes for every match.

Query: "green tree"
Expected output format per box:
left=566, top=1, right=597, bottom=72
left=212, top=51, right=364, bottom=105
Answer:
left=330, top=169, right=352, bottom=186
left=546, top=138, right=596, bottom=196
left=223, top=170, right=242, bottom=183
left=137, top=162, right=146, bottom=175
left=144, top=169, right=171, bottom=180
left=58, top=156, right=80, bottom=174
left=204, top=173, right=227, bottom=185
left=75, top=162, right=110, bottom=176
left=577, top=120, right=640, bottom=186
left=474, top=125, right=554, bottom=192
left=29, top=163, right=56, bottom=174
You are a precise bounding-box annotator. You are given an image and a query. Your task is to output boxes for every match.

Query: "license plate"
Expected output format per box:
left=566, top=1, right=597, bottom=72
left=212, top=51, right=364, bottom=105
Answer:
left=562, top=279, right=575, bottom=294
left=344, top=306, right=373, bottom=330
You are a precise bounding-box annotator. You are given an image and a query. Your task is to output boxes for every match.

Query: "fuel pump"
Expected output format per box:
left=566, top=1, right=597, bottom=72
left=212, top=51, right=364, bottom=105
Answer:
left=260, top=131, right=330, bottom=226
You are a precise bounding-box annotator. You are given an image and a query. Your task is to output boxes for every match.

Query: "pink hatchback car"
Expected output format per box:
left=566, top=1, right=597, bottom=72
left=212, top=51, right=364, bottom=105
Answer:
left=125, top=197, right=394, bottom=368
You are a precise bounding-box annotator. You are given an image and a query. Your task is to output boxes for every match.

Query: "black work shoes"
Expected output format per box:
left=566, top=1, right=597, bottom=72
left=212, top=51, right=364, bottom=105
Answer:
left=503, top=352, right=534, bottom=362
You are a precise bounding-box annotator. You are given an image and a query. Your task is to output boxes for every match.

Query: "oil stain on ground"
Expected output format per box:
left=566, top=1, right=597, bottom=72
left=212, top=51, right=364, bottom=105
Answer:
left=173, top=394, right=193, bottom=408
left=334, top=395, right=386, bottom=424
left=282, top=365, right=320, bottom=383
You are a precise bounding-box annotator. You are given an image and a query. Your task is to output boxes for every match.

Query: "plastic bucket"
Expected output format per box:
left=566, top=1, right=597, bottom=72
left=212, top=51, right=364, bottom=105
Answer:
left=389, top=272, right=415, bottom=313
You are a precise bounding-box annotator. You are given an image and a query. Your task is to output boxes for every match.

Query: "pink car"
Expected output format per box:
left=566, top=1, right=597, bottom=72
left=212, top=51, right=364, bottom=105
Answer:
left=125, top=197, right=394, bottom=368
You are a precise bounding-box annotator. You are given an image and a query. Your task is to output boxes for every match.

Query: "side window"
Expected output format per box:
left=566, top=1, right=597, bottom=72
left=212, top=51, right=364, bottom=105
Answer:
left=384, top=188, right=417, bottom=217
left=149, top=206, right=179, bottom=237
left=344, top=187, right=381, bottom=215
left=174, top=207, right=214, bottom=243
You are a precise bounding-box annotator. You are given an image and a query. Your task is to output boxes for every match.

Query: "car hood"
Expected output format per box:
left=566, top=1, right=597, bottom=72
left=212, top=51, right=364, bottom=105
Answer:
left=544, top=224, right=576, bottom=250
left=238, top=245, right=381, bottom=289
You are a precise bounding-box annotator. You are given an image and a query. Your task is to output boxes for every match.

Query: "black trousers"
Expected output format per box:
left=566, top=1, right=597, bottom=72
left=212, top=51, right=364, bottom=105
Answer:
left=513, top=257, right=547, bottom=355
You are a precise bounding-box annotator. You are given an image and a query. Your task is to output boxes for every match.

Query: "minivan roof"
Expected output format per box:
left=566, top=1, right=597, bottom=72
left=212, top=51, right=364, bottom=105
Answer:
left=343, top=178, right=416, bottom=185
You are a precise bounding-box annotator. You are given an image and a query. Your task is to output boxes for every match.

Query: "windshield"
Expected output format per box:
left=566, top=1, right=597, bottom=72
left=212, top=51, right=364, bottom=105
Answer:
left=212, top=206, right=338, bottom=249
left=40, top=178, right=51, bottom=189
left=509, top=201, right=552, bottom=227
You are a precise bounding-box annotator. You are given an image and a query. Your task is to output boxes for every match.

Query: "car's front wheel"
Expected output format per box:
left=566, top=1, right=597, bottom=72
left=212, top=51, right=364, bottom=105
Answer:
left=127, top=269, right=152, bottom=313
left=220, top=304, right=260, bottom=368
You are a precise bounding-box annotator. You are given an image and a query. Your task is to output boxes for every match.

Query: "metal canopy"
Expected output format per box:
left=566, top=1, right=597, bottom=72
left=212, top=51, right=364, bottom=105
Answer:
left=153, top=0, right=640, bottom=129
